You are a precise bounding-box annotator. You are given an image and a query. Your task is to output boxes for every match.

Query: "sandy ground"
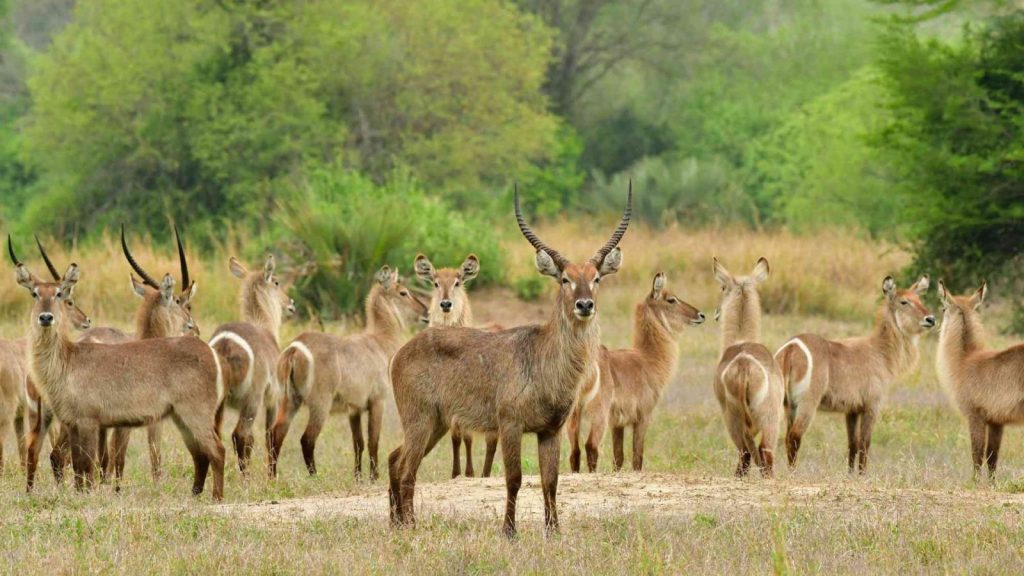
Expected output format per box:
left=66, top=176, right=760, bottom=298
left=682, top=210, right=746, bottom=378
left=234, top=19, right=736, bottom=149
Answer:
left=215, top=472, right=1024, bottom=523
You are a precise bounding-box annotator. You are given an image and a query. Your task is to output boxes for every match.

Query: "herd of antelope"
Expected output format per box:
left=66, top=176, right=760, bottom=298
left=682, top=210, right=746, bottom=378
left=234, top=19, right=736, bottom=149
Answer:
left=1, top=186, right=1022, bottom=537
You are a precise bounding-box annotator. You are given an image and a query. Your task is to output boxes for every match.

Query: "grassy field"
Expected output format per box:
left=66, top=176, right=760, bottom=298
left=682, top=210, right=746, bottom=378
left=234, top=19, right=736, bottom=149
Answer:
left=0, top=226, right=1022, bottom=574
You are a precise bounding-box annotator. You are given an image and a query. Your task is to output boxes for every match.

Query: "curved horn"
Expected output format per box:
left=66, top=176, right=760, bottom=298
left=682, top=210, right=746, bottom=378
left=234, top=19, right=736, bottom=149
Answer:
left=514, top=184, right=569, bottom=268
left=590, top=180, right=633, bottom=266
left=174, top=225, right=191, bottom=290
left=8, top=235, right=22, bottom=267
left=121, top=224, right=160, bottom=289
left=34, top=235, right=62, bottom=281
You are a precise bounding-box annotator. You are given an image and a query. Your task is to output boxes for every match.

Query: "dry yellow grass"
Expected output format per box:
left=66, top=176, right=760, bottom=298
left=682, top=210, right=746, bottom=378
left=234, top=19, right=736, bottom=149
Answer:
left=0, top=226, right=1022, bottom=574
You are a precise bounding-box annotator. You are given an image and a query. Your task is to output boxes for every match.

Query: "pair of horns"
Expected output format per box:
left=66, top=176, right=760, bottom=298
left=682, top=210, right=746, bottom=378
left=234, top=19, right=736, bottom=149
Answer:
left=514, top=181, right=633, bottom=268
left=121, top=224, right=191, bottom=290
left=7, top=234, right=69, bottom=281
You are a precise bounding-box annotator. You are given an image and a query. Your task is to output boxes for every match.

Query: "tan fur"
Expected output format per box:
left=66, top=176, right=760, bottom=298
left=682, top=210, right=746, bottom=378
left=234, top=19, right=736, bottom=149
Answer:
left=414, top=253, right=501, bottom=478
left=777, top=275, right=933, bottom=473
left=712, top=257, right=784, bottom=478
left=211, top=255, right=294, bottom=474
left=936, top=281, right=1024, bottom=478
left=14, top=262, right=225, bottom=499
left=270, top=267, right=426, bottom=479
left=568, top=272, right=704, bottom=473
left=388, top=187, right=631, bottom=537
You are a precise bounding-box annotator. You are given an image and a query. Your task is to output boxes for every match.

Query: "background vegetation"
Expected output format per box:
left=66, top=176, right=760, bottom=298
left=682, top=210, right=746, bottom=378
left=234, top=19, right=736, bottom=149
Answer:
left=0, top=0, right=1021, bottom=324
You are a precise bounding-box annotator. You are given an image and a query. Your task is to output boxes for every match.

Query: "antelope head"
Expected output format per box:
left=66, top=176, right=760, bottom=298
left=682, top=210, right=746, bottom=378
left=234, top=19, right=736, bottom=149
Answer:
left=373, top=266, right=429, bottom=327
left=10, top=235, right=83, bottom=332
left=414, top=253, right=479, bottom=326
left=514, top=182, right=632, bottom=324
left=883, top=274, right=935, bottom=334
left=229, top=254, right=297, bottom=319
left=122, top=225, right=198, bottom=336
left=712, top=257, right=770, bottom=322
left=646, top=272, right=705, bottom=331
left=30, top=236, right=92, bottom=330
left=937, top=280, right=986, bottom=332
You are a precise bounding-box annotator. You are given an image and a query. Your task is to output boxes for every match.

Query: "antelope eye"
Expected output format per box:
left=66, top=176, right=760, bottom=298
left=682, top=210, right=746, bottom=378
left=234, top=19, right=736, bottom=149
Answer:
left=454, top=281, right=460, bottom=288
left=433, top=282, right=439, bottom=288
left=594, top=276, right=601, bottom=284
left=31, top=290, right=39, bottom=300
left=561, top=277, right=570, bottom=285
left=900, top=300, right=909, bottom=306
left=400, top=291, right=409, bottom=297
left=667, top=297, right=677, bottom=304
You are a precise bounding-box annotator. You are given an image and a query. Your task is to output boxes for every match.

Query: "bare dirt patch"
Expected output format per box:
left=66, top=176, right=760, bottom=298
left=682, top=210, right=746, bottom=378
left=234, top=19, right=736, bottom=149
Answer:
left=215, top=472, right=1024, bottom=523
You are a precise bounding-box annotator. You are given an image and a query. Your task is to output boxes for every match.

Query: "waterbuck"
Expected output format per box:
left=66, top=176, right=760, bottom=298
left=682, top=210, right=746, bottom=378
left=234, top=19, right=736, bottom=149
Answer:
left=568, top=272, right=704, bottom=473
left=936, top=281, right=1024, bottom=478
left=271, top=266, right=426, bottom=479
left=776, top=275, right=933, bottom=473
left=413, top=252, right=499, bottom=478
left=712, top=257, right=783, bottom=477
left=388, top=185, right=632, bottom=537
left=209, top=255, right=295, bottom=473
left=10, top=237, right=226, bottom=499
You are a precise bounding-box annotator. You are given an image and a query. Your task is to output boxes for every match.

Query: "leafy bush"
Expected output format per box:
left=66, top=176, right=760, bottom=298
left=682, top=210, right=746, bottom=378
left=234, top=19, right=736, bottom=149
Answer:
left=279, top=166, right=504, bottom=318
left=590, top=155, right=754, bottom=228
left=512, top=275, right=547, bottom=302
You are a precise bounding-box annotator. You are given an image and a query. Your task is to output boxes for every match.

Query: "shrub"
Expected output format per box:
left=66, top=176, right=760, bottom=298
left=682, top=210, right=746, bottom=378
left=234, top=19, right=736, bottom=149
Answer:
left=278, top=167, right=503, bottom=319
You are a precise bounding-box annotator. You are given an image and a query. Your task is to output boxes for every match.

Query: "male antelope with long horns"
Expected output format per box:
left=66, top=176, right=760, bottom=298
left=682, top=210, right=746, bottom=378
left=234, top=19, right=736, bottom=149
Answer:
left=388, top=184, right=632, bottom=537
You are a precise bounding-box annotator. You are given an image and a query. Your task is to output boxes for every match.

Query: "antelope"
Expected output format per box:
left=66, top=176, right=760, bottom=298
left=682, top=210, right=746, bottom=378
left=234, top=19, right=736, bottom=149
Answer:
left=271, top=266, right=426, bottom=479
left=936, top=281, right=1024, bottom=478
left=777, top=275, right=933, bottom=473
left=10, top=237, right=226, bottom=499
left=388, top=185, right=631, bottom=537
left=712, top=257, right=783, bottom=477
left=209, top=254, right=294, bottom=474
left=97, top=226, right=199, bottom=484
left=413, top=252, right=499, bottom=479
left=568, top=272, right=705, bottom=473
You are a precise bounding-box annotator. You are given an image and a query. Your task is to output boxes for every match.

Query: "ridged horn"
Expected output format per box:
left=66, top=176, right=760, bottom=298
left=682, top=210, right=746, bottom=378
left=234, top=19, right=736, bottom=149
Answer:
left=514, top=184, right=569, bottom=269
left=174, top=225, right=191, bottom=290
left=589, top=180, right=633, bottom=266
left=121, top=224, right=160, bottom=289
left=35, top=235, right=62, bottom=281
left=8, top=235, right=22, bottom=267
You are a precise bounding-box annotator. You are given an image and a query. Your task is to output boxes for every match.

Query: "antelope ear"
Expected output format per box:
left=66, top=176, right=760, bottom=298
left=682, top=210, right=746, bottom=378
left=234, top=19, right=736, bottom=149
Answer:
left=460, top=254, right=480, bottom=282
left=60, top=263, right=80, bottom=289
left=970, top=282, right=988, bottom=310
left=751, top=257, right=770, bottom=284
left=374, top=265, right=394, bottom=288
left=713, top=258, right=732, bottom=287
left=414, top=254, right=436, bottom=283
left=882, top=276, right=896, bottom=299
left=598, top=247, right=623, bottom=277
left=912, top=274, right=930, bottom=295
left=263, top=254, right=276, bottom=282
left=651, top=272, right=666, bottom=299
left=184, top=282, right=198, bottom=304
left=160, top=273, right=175, bottom=304
left=937, top=280, right=951, bottom=305
left=15, top=265, right=34, bottom=292
left=130, top=274, right=147, bottom=298
left=229, top=257, right=247, bottom=279
left=535, top=250, right=561, bottom=279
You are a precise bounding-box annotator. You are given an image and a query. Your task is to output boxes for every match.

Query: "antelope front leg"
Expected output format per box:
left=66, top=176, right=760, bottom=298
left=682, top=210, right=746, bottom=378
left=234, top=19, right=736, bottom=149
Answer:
left=450, top=429, right=463, bottom=478
left=367, top=399, right=384, bottom=481
left=147, top=421, right=163, bottom=481
left=25, top=408, right=54, bottom=492
left=566, top=408, right=582, bottom=473
left=856, top=408, right=878, bottom=474
left=70, top=423, right=99, bottom=491
left=500, top=425, right=523, bottom=539
left=348, top=410, right=365, bottom=479
left=611, top=426, right=625, bottom=471
left=463, top=435, right=476, bottom=478
left=482, top=433, right=498, bottom=478
left=537, top=430, right=561, bottom=536
left=967, top=413, right=987, bottom=480
left=631, top=419, right=649, bottom=471
left=845, top=412, right=861, bottom=473
left=985, top=423, right=1004, bottom=478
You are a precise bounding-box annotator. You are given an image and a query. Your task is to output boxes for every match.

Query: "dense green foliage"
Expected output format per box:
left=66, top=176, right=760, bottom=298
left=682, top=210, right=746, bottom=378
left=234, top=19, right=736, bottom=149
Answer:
left=0, top=0, right=1021, bottom=319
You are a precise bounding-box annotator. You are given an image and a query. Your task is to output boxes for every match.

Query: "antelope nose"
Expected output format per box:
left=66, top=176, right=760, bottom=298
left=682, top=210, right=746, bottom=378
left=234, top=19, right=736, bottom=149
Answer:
left=695, top=312, right=706, bottom=323
left=440, top=299, right=453, bottom=312
left=923, top=315, right=936, bottom=328
left=82, top=317, right=92, bottom=329
left=38, top=313, right=54, bottom=327
left=575, top=299, right=595, bottom=316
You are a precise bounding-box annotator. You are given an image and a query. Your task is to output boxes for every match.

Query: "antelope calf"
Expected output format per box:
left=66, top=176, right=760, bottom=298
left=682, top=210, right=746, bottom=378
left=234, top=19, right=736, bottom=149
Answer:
left=209, top=255, right=294, bottom=474
left=712, top=257, right=783, bottom=477
left=388, top=186, right=631, bottom=537
left=568, top=272, right=704, bottom=473
left=413, top=252, right=499, bottom=478
left=936, top=281, right=1024, bottom=478
left=777, top=275, right=933, bottom=473
left=271, top=267, right=426, bottom=479
left=11, top=240, right=226, bottom=499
